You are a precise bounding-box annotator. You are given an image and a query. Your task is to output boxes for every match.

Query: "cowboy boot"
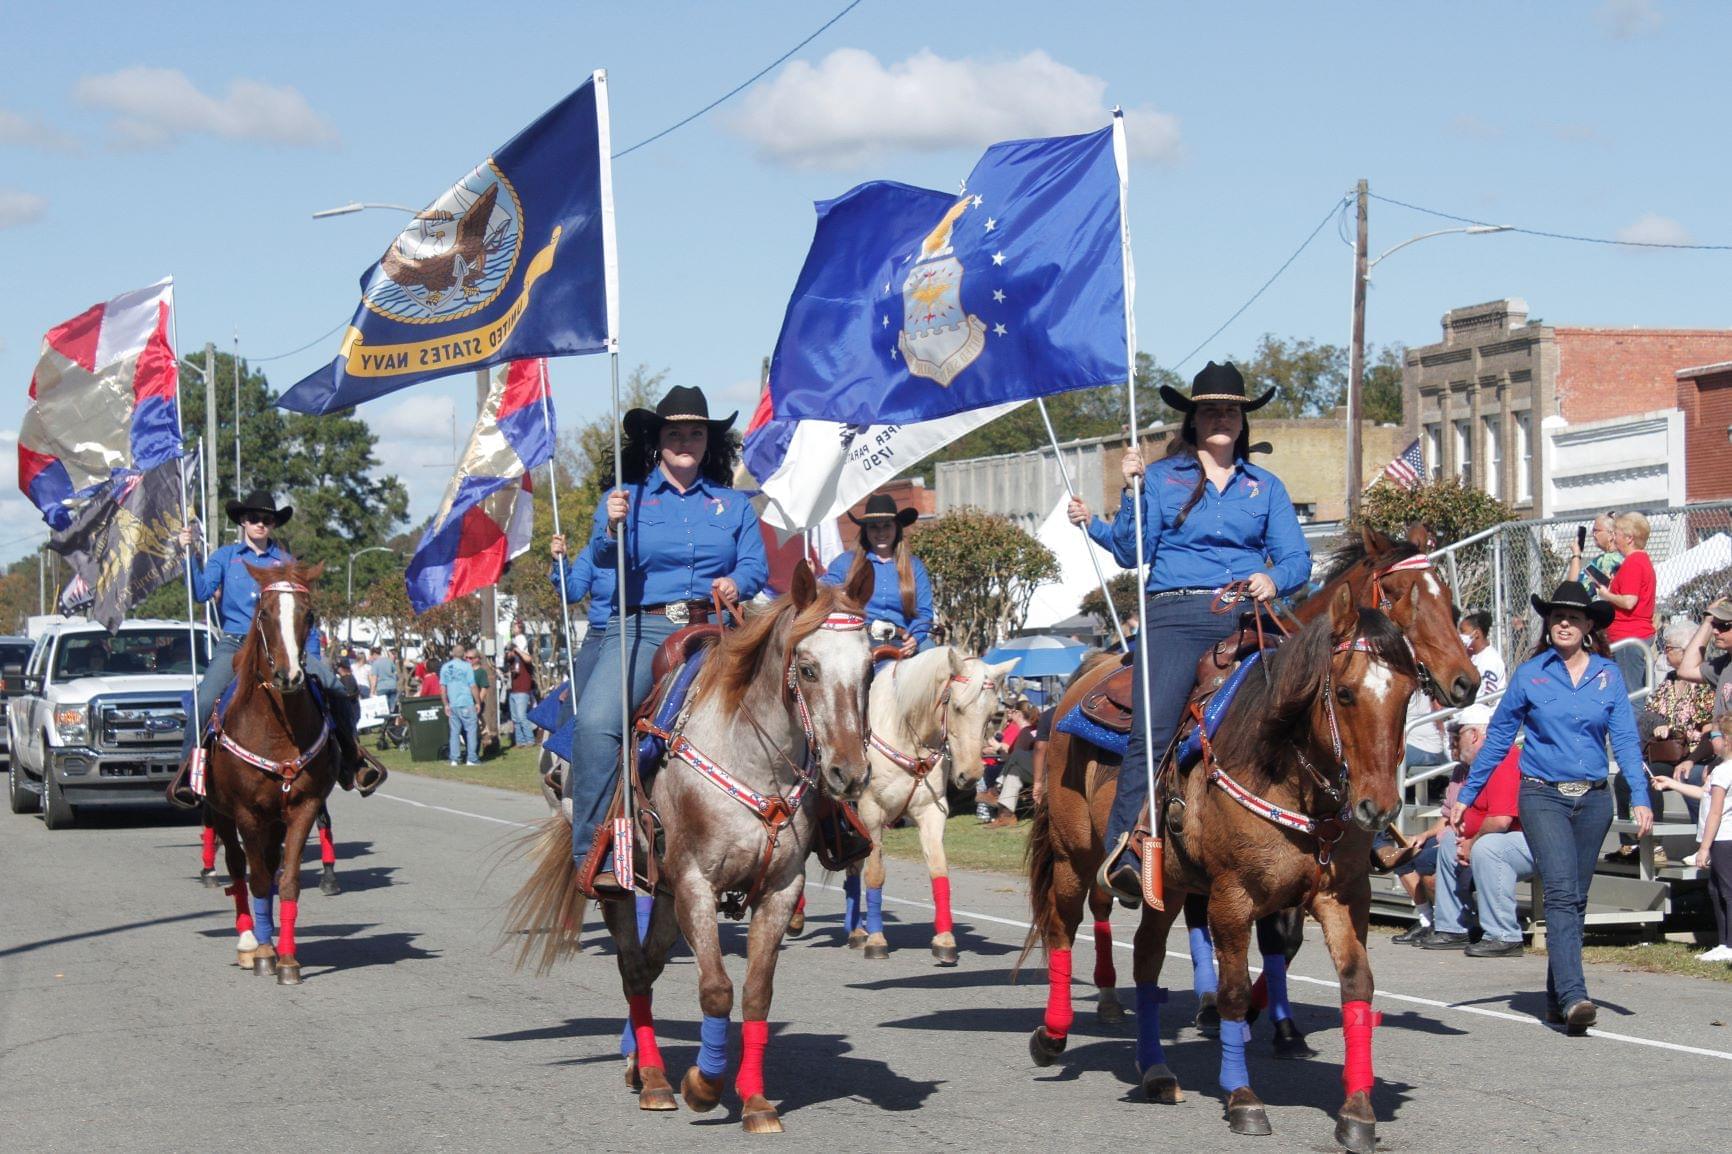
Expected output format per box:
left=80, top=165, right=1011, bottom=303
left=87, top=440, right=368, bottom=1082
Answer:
left=166, top=749, right=204, bottom=810
left=330, top=720, right=388, bottom=797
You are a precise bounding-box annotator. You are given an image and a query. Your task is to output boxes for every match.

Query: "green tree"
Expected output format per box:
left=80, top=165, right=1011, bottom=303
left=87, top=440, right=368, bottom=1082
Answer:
left=910, top=509, right=1059, bottom=653
left=1231, top=334, right=1346, bottom=418
left=1078, top=570, right=1141, bottom=626
left=1361, top=344, right=1406, bottom=425
left=1354, top=477, right=1515, bottom=547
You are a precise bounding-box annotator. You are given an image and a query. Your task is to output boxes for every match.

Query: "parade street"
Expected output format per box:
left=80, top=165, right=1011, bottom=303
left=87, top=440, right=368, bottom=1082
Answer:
left=2, top=771, right=1725, bottom=1152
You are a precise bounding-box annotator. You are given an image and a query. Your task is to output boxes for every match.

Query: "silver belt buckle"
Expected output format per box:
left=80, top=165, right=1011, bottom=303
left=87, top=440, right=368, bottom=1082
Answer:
left=1557, top=780, right=1589, bottom=798
left=664, top=601, right=690, bottom=626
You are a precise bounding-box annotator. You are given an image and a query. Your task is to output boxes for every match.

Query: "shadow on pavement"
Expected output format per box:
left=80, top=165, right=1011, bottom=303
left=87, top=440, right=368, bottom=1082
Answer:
left=0, top=909, right=222, bottom=959
left=303, top=929, right=440, bottom=976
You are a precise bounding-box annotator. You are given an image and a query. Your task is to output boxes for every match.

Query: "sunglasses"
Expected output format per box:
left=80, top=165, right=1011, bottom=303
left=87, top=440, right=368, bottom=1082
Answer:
left=240, top=514, right=273, bottom=525
left=1713, top=621, right=1732, bottom=632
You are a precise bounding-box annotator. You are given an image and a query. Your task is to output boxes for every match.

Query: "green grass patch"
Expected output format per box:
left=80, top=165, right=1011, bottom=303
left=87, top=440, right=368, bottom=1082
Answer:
left=379, top=738, right=545, bottom=795
left=1576, top=940, right=1732, bottom=984
left=880, top=810, right=1030, bottom=875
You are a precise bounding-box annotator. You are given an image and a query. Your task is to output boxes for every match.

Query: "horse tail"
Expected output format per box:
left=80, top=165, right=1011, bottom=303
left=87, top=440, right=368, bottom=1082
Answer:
left=499, top=812, right=587, bottom=976
left=1013, top=792, right=1062, bottom=981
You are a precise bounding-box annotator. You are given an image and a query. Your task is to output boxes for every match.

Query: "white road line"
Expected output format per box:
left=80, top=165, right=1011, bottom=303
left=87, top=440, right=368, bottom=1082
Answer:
left=379, top=788, right=1732, bottom=1063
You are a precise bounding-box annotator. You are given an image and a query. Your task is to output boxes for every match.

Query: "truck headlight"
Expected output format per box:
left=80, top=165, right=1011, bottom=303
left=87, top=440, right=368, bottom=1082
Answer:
left=53, top=706, right=88, bottom=743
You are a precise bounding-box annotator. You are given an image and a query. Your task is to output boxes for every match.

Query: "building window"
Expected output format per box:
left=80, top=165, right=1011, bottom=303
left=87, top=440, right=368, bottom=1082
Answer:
left=1423, top=423, right=1442, bottom=482
left=1453, top=419, right=1473, bottom=485
left=1292, top=502, right=1315, bottom=523
left=1482, top=415, right=1502, bottom=499
left=1514, top=411, right=1532, bottom=503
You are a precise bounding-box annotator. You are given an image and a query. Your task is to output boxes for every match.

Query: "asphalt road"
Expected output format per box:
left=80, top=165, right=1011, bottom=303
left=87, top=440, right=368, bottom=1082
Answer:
left=3, top=771, right=1728, bottom=1152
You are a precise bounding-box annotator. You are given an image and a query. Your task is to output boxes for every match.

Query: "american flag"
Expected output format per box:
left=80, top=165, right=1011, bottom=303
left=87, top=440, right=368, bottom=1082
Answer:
left=1381, top=439, right=1424, bottom=491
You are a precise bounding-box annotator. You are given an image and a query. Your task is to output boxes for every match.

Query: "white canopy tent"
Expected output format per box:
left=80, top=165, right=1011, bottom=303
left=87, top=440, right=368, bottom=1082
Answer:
left=1023, top=495, right=1127, bottom=631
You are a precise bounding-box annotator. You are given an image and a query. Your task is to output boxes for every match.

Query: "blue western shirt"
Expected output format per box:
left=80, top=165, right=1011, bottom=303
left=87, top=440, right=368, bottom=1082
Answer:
left=188, top=540, right=295, bottom=636
left=820, top=552, right=933, bottom=644
left=1099, top=456, right=1312, bottom=596
left=550, top=550, right=613, bottom=629
left=587, top=471, right=768, bottom=611
left=1461, top=649, right=1649, bottom=810
left=440, top=658, right=477, bottom=709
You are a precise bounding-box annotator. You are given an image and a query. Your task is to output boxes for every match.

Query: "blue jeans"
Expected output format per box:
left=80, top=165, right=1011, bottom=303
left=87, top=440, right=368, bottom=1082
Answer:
left=447, top=702, right=480, bottom=763
left=1108, top=593, right=1240, bottom=852
left=1433, top=825, right=1535, bottom=942
left=180, top=633, right=245, bottom=762
left=508, top=691, right=534, bottom=745
left=1518, top=780, right=1612, bottom=1009
left=569, top=612, right=680, bottom=864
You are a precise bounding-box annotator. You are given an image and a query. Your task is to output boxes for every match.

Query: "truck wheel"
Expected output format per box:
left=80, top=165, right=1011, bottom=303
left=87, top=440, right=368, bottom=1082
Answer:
left=42, top=767, right=74, bottom=830
left=8, top=760, right=38, bottom=815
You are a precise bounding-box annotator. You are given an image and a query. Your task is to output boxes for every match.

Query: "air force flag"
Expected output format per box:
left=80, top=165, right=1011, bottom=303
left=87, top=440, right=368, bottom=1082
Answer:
left=769, top=125, right=1128, bottom=428
left=279, top=74, right=619, bottom=415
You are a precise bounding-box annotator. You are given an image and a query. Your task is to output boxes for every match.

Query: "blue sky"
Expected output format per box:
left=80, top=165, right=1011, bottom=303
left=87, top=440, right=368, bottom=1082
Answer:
left=1, top=0, right=1724, bottom=565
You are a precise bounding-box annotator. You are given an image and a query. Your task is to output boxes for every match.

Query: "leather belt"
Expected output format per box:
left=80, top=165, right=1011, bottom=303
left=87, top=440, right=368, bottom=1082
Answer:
left=636, top=600, right=712, bottom=626
left=1147, top=586, right=1240, bottom=603
left=1521, top=775, right=1606, bottom=797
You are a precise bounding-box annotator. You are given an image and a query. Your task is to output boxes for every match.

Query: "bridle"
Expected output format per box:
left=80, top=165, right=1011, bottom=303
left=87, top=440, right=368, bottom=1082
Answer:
left=249, top=580, right=313, bottom=685
left=1366, top=553, right=1449, bottom=702
left=215, top=579, right=330, bottom=792
left=866, top=666, right=999, bottom=826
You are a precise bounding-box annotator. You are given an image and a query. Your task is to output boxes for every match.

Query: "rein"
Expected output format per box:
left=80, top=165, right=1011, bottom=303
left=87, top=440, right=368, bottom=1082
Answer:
left=217, top=578, right=329, bottom=793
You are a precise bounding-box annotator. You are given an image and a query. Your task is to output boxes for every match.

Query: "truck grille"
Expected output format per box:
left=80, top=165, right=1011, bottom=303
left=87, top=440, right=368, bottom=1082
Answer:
left=95, top=699, right=188, bottom=753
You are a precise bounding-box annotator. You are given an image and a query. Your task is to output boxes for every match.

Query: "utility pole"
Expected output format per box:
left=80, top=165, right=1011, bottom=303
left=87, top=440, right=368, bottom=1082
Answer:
left=475, top=366, right=498, bottom=659
left=203, top=342, right=218, bottom=526
left=233, top=332, right=243, bottom=500
left=1345, top=178, right=1369, bottom=523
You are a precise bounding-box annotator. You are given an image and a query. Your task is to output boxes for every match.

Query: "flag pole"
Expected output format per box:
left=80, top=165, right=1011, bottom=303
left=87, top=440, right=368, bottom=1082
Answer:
left=609, top=349, right=636, bottom=881
left=1112, top=110, right=1161, bottom=908
left=167, top=287, right=203, bottom=692
left=1036, top=396, right=1127, bottom=652
left=536, top=367, right=582, bottom=713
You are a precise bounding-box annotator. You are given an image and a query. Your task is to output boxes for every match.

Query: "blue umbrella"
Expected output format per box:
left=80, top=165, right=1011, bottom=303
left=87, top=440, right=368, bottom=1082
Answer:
left=983, top=635, right=1090, bottom=680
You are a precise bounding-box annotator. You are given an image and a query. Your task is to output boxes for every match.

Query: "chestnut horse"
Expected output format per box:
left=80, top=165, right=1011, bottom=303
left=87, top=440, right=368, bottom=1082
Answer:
left=506, top=562, right=873, bottom=1134
left=201, top=561, right=339, bottom=986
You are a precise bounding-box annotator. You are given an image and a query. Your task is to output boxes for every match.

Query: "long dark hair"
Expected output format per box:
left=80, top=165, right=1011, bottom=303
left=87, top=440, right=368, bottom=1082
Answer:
left=845, top=522, right=917, bottom=618
left=1163, top=409, right=1254, bottom=529
left=620, top=425, right=741, bottom=487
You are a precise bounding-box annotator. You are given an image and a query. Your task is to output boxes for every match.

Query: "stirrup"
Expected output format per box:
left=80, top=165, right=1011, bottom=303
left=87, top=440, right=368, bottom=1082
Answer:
left=166, top=750, right=204, bottom=810
left=576, top=819, right=637, bottom=902
left=353, top=754, right=387, bottom=798
left=1098, top=831, right=1143, bottom=909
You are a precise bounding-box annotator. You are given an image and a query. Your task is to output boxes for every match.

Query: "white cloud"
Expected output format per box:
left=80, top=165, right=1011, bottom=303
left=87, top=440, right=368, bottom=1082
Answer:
left=73, top=67, right=338, bottom=149
left=0, top=189, right=47, bottom=229
left=1445, top=114, right=1502, bottom=141
left=0, top=431, right=17, bottom=491
left=1599, top=0, right=1663, bottom=39
left=373, top=395, right=457, bottom=443
left=0, top=108, right=77, bottom=152
left=1616, top=212, right=1692, bottom=246
left=369, top=396, right=463, bottom=526
left=729, top=48, right=1179, bottom=169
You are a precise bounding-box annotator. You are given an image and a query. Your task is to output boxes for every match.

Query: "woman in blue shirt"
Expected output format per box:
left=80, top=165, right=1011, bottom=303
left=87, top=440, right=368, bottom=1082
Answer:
left=551, top=385, right=768, bottom=893
left=1067, top=362, right=1311, bottom=904
left=821, top=492, right=932, bottom=658
left=1457, top=581, right=1652, bottom=1035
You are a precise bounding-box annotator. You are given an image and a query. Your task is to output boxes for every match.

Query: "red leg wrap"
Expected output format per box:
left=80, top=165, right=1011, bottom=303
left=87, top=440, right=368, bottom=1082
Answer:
left=736, top=1019, right=770, bottom=1100
left=627, top=994, right=664, bottom=1071
left=794, top=892, right=806, bottom=915
left=201, top=825, right=218, bottom=870
left=1092, top=920, right=1116, bottom=988
left=318, top=824, right=336, bottom=865
left=1341, top=1000, right=1381, bottom=1097
left=1044, top=947, right=1075, bottom=1040
left=931, top=876, right=954, bottom=935
left=278, top=899, right=298, bottom=958
left=1251, top=971, right=1269, bottom=1011
left=227, top=883, right=253, bottom=933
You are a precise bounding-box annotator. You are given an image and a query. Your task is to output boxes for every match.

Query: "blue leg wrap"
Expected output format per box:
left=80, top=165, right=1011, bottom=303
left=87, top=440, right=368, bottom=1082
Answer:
left=1263, top=952, right=1292, bottom=1022
left=1189, top=925, right=1218, bottom=996
left=1219, top=1018, right=1251, bottom=1092
left=1135, top=983, right=1168, bottom=1071
left=698, top=1014, right=730, bottom=1078
left=249, top=895, right=274, bottom=947
left=865, top=887, right=885, bottom=935
left=620, top=899, right=657, bottom=1057
left=843, top=873, right=861, bottom=933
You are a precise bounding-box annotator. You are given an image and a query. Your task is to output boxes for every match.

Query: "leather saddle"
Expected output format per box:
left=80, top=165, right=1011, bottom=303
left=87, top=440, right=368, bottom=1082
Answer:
left=1078, top=613, right=1283, bottom=737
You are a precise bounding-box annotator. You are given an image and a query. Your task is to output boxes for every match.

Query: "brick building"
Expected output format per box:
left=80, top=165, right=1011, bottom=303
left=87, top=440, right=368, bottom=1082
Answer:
left=1675, top=361, right=1732, bottom=501
left=1405, top=299, right=1732, bottom=515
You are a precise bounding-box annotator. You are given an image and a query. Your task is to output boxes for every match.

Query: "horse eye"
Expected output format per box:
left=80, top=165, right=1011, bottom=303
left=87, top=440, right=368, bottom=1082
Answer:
left=799, top=662, right=818, bottom=681
left=1336, top=686, right=1355, bottom=706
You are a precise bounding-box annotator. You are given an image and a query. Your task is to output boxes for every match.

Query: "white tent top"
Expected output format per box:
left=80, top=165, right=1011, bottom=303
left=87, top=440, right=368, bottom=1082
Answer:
left=1024, top=495, right=1127, bottom=631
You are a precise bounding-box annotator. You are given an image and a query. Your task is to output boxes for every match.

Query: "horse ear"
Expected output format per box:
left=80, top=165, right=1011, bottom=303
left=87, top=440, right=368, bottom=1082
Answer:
left=790, top=560, right=817, bottom=611
left=305, top=561, right=326, bottom=581
left=947, top=647, right=967, bottom=679
left=1360, top=523, right=1388, bottom=556
left=1409, top=581, right=1423, bottom=613
left=1330, top=582, right=1357, bottom=638
left=843, top=553, right=874, bottom=609
left=1403, top=522, right=1433, bottom=550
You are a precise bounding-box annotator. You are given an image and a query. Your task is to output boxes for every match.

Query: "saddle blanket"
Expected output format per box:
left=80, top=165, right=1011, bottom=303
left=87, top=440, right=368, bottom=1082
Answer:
left=187, top=677, right=331, bottom=747
left=1055, top=650, right=1262, bottom=766
left=635, top=648, right=710, bottom=778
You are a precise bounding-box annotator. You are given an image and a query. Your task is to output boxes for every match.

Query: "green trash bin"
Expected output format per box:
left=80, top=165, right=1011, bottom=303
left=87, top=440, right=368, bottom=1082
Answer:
left=403, top=695, right=447, bottom=762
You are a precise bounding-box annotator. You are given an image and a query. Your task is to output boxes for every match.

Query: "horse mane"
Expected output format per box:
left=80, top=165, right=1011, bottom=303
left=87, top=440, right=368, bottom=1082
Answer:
left=232, top=560, right=325, bottom=690
left=1320, top=533, right=1421, bottom=586
left=1211, top=606, right=1416, bottom=785
left=694, top=583, right=860, bottom=713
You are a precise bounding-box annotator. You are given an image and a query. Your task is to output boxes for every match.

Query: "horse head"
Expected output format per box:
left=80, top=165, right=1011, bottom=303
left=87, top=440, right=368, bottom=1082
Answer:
left=786, top=560, right=873, bottom=801
left=243, top=561, right=324, bottom=695
left=1321, top=584, right=1420, bottom=831
left=943, top=653, right=1016, bottom=790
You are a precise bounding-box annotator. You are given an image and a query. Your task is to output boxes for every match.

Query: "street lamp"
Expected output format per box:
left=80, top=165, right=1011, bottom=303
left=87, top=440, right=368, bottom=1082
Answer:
left=346, top=546, right=398, bottom=648
left=1344, top=179, right=1509, bottom=520
left=311, top=201, right=420, bottom=219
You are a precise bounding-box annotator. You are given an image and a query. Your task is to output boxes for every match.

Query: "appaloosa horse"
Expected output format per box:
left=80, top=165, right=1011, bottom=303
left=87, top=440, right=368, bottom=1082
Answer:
left=200, top=561, right=339, bottom=986
left=841, top=647, right=1013, bottom=964
left=507, top=561, right=873, bottom=1134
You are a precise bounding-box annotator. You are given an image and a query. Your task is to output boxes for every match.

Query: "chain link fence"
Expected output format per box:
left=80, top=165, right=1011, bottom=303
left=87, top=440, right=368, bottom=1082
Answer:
left=1432, top=500, right=1732, bottom=661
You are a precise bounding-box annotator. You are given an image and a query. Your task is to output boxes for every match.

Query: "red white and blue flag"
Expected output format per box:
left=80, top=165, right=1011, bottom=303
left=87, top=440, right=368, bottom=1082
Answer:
left=1380, top=438, right=1424, bottom=491
left=404, top=358, right=553, bottom=613
left=20, top=279, right=182, bottom=528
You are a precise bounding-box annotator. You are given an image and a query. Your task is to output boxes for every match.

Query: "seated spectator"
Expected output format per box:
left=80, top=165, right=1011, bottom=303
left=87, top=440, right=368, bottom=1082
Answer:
left=1653, top=715, right=1731, bottom=962
left=1386, top=814, right=1445, bottom=944
left=1424, top=703, right=1534, bottom=956
left=977, top=699, right=1030, bottom=822
left=986, top=702, right=1040, bottom=828
left=1644, top=621, right=1718, bottom=825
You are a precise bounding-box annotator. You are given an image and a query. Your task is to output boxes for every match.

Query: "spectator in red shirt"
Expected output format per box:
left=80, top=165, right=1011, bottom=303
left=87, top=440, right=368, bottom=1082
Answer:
left=1602, top=511, right=1655, bottom=692
left=1421, top=705, right=1535, bottom=956
left=417, top=651, right=443, bottom=698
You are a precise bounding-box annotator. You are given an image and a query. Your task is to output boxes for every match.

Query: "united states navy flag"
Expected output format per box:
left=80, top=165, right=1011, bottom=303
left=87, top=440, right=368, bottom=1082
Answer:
left=769, top=124, right=1128, bottom=428
left=279, top=73, right=618, bottom=414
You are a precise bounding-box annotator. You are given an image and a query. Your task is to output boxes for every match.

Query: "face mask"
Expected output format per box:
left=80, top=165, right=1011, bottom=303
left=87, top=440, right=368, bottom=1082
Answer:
left=1458, top=633, right=1474, bottom=647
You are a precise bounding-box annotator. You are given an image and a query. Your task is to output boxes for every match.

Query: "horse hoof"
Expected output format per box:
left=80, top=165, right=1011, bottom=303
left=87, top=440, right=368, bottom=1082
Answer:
left=1335, top=1113, right=1376, bottom=1154
left=637, top=1065, right=678, bottom=1111
left=846, top=928, right=867, bottom=950
left=1194, top=993, right=1221, bottom=1038
left=319, top=866, right=341, bottom=896
left=1028, top=1026, right=1067, bottom=1067
left=1140, top=1063, right=1183, bottom=1104
left=740, top=1094, right=782, bottom=1134
left=624, top=1054, right=640, bottom=1091
left=253, top=954, right=278, bottom=977
left=1226, top=1090, right=1273, bottom=1136
left=1097, top=989, right=1126, bottom=1026
left=1272, top=1018, right=1318, bottom=1060
left=276, top=961, right=302, bottom=986
left=931, top=941, right=959, bottom=966
left=680, top=1067, right=724, bottom=1113
left=786, top=910, right=805, bottom=938
left=863, top=936, right=889, bottom=961
left=200, top=867, right=220, bottom=888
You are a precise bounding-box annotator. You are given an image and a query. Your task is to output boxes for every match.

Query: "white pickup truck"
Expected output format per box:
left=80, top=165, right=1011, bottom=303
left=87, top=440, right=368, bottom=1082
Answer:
left=7, top=618, right=211, bottom=829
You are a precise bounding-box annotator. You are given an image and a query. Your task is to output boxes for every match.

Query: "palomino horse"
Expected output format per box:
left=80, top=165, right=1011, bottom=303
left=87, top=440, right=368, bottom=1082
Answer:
left=841, top=648, right=1013, bottom=964
left=507, top=561, right=873, bottom=1134
left=201, top=562, right=339, bottom=986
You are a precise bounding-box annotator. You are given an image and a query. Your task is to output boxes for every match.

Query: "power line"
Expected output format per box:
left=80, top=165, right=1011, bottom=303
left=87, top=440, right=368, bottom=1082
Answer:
left=251, top=318, right=348, bottom=363
left=1169, top=195, right=1350, bottom=372
left=1369, top=190, right=1732, bottom=252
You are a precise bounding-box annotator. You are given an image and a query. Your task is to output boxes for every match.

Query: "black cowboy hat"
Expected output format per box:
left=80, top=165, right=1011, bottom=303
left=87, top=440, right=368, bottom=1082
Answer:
left=848, top=492, right=918, bottom=529
left=225, top=488, right=293, bottom=526
left=622, top=385, right=737, bottom=442
left=1159, top=360, right=1276, bottom=414
left=1530, top=581, right=1615, bottom=630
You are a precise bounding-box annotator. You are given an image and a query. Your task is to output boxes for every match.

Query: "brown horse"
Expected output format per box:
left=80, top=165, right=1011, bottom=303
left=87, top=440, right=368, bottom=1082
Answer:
left=202, top=561, right=339, bottom=986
